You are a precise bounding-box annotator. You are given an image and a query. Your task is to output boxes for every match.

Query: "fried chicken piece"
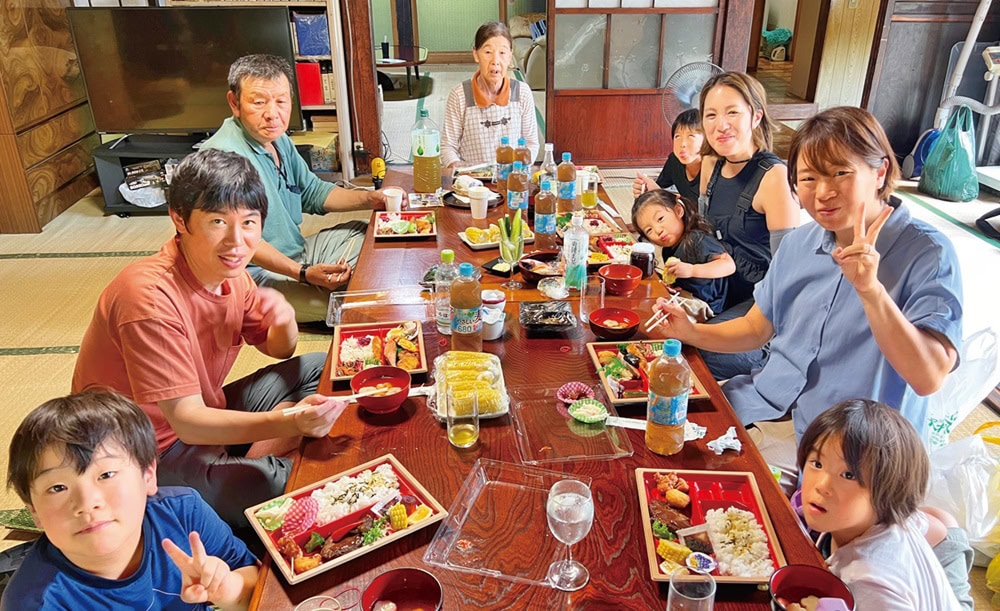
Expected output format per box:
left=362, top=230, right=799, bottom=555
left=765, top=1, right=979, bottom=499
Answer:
left=293, top=554, right=322, bottom=574
left=276, top=535, right=302, bottom=560
left=397, top=350, right=419, bottom=370
left=664, top=488, right=691, bottom=509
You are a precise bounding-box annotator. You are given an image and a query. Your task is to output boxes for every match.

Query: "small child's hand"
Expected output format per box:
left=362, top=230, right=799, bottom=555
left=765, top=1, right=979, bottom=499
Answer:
left=665, top=258, right=694, bottom=279
left=163, top=532, right=243, bottom=605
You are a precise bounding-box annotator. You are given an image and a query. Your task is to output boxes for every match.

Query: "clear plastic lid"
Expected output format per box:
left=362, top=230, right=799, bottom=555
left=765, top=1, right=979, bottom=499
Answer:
left=632, top=242, right=655, bottom=254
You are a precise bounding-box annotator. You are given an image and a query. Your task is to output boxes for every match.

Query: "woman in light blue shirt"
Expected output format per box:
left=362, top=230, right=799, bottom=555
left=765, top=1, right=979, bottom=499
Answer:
left=651, top=107, right=963, bottom=481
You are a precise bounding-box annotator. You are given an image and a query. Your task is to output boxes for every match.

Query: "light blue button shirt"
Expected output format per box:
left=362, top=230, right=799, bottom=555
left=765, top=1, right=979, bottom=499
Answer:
left=723, top=200, right=963, bottom=443
left=202, top=117, right=335, bottom=260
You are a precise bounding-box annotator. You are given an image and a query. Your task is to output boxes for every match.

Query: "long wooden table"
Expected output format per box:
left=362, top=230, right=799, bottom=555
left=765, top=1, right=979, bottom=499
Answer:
left=250, top=169, right=823, bottom=609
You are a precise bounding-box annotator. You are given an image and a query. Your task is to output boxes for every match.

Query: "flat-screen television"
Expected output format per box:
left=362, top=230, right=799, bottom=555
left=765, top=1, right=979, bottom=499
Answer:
left=68, top=7, right=303, bottom=134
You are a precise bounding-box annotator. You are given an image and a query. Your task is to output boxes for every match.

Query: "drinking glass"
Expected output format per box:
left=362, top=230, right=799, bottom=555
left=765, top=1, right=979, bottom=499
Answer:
left=667, top=568, right=715, bottom=610
left=579, top=274, right=605, bottom=324
left=580, top=171, right=599, bottom=210
left=499, top=233, right=524, bottom=290
left=447, top=388, right=479, bottom=448
left=546, top=479, right=594, bottom=591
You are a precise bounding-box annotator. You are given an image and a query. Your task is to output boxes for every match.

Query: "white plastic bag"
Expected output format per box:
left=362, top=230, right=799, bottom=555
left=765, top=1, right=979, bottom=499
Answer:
left=925, top=328, right=998, bottom=450
left=925, top=433, right=1000, bottom=566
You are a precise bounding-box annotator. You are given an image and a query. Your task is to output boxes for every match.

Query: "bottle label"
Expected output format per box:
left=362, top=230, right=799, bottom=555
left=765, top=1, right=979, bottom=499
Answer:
left=648, top=391, right=689, bottom=426
left=558, top=180, right=576, bottom=200
left=508, top=190, right=527, bottom=210
left=451, top=307, right=482, bottom=335
left=535, top=213, right=556, bottom=235
left=498, top=163, right=512, bottom=181
left=412, top=132, right=440, bottom=158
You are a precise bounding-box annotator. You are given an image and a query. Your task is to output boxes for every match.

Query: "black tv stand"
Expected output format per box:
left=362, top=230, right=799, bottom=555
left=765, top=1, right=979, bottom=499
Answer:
left=92, top=134, right=206, bottom=216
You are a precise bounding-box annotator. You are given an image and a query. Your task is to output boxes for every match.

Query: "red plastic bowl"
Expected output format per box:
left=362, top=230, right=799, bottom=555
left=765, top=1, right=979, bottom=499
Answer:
left=350, top=366, right=411, bottom=414
left=588, top=307, right=640, bottom=340
left=599, top=264, right=643, bottom=297
left=361, top=567, right=443, bottom=611
left=769, top=564, right=855, bottom=611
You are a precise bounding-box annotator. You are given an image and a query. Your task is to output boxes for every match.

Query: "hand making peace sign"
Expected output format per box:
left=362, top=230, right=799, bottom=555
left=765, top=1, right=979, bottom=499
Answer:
left=163, top=531, right=242, bottom=605
left=831, top=204, right=893, bottom=295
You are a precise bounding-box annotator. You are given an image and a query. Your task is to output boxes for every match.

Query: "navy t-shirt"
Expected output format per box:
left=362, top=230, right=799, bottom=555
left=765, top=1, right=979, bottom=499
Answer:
left=1, top=487, right=257, bottom=610
left=662, top=229, right=729, bottom=315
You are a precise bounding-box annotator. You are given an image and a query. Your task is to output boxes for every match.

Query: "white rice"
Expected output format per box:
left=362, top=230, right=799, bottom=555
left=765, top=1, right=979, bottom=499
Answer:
left=310, top=463, right=400, bottom=526
left=704, top=507, right=775, bottom=578
left=339, top=336, right=374, bottom=364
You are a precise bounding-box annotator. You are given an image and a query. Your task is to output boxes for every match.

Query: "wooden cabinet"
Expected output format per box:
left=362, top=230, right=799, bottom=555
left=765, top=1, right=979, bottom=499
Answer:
left=0, top=0, right=98, bottom=233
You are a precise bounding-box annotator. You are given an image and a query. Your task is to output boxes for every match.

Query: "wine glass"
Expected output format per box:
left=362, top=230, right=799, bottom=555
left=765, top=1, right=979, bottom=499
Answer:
left=499, top=232, right=524, bottom=290
left=545, top=479, right=594, bottom=591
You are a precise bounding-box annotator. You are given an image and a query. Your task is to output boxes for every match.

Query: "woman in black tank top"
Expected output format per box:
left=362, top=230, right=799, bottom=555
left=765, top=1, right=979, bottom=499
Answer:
left=695, top=72, right=799, bottom=379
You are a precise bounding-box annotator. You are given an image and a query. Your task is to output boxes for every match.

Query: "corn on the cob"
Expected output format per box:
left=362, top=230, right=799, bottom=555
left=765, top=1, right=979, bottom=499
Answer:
left=388, top=503, right=407, bottom=531
left=657, top=539, right=692, bottom=565
left=449, top=389, right=503, bottom=414
left=444, top=370, right=498, bottom=385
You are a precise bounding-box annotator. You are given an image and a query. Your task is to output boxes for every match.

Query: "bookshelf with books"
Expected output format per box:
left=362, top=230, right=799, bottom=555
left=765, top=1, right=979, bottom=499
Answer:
left=167, top=0, right=354, bottom=178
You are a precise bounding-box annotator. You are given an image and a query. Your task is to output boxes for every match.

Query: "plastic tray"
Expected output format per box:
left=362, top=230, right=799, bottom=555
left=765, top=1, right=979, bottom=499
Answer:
left=510, top=384, right=633, bottom=465
left=245, top=454, right=448, bottom=585
left=458, top=228, right=534, bottom=251
left=634, top=468, right=787, bottom=584
left=330, top=320, right=428, bottom=381
left=586, top=340, right=710, bottom=405
left=427, top=352, right=510, bottom=420
left=556, top=208, right=620, bottom=237
left=374, top=211, right=437, bottom=239
left=423, top=458, right=592, bottom=588
left=519, top=300, right=577, bottom=332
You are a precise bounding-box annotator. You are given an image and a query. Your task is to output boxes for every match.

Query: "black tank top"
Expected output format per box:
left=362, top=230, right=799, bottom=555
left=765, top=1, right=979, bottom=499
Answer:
left=700, top=151, right=783, bottom=307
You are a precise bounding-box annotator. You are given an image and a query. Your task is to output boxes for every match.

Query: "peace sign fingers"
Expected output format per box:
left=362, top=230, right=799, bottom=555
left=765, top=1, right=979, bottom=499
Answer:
left=865, top=205, right=893, bottom=246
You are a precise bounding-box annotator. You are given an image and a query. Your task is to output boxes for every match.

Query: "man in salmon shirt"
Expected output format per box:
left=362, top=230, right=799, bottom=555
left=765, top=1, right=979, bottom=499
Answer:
left=72, top=149, right=348, bottom=535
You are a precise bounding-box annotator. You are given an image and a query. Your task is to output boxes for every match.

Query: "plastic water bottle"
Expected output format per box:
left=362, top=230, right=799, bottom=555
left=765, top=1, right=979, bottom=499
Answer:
left=412, top=108, right=441, bottom=193
left=646, top=339, right=691, bottom=456
left=451, top=263, right=483, bottom=352
left=495, top=136, right=513, bottom=195
left=435, top=249, right=458, bottom=335
left=514, top=137, right=532, bottom=167
left=534, top=176, right=558, bottom=251
left=540, top=143, right=558, bottom=195
left=507, top=160, right=528, bottom=212
left=563, top=215, right=588, bottom=291
left=557, top=152, right=577, bottom=214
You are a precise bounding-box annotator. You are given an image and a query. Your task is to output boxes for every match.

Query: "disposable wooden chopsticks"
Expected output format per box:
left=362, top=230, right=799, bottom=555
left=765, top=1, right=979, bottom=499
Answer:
left=644, top=294, right=681, bottom=331
left=337, top=235, right=360, bottom=266
left=281, top=387, right=381, bottom=417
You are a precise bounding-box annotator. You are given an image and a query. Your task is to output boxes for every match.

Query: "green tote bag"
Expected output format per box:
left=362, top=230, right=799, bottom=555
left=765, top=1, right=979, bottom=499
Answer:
left=918, top=105, right=980, bottom=202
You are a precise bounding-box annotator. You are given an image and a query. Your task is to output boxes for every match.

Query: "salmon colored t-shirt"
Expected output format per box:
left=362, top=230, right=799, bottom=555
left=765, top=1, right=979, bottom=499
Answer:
left=72, top=237, right=269, bottom=453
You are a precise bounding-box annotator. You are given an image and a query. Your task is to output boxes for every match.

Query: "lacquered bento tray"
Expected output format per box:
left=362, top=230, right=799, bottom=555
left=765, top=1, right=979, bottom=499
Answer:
left=635, top=469, right=786, bottom=584
left=556, top=208, right=620, bottom=237
left=585, top=340, right=709, bottom=405
left=331, top=320, right=427, bottom=381
left=244, top=454, right=448, bottom=585
left=374, top=211, right=437, bottom=239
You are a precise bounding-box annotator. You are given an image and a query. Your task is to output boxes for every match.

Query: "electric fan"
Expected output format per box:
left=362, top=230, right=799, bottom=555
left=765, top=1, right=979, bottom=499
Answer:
left=661, top=61, right=724, bottom=126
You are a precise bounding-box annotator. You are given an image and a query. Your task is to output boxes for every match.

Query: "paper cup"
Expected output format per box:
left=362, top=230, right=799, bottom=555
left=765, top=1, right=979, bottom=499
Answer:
left=384, top=187, right=403, bottom=212
left=469, top=186, right=490, bottom=219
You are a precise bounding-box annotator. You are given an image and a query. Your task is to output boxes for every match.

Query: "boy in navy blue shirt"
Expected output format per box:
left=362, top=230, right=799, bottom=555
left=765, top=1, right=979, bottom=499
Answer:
left=3, top=391, right=258, bottom=610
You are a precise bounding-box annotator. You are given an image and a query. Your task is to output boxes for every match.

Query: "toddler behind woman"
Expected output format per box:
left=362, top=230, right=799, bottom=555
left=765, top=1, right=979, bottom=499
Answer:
left=797, top=399, right=970, bottom=610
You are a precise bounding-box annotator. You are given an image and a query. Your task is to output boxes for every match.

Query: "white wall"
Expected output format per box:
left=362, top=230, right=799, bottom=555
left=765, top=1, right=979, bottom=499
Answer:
left=764, top=0, right=797, bottom=31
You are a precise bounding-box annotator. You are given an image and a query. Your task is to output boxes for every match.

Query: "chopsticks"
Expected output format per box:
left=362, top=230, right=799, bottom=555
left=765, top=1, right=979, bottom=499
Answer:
left=336, top=235, right=360, bottom=267
left=644, top=294, right=681, bottom=331
left=281, top=387, right=382, bottom=417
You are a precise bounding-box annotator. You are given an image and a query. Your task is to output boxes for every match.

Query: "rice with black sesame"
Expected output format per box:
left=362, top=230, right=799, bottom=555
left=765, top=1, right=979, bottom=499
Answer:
left=704, top=507, right=775, bottom=578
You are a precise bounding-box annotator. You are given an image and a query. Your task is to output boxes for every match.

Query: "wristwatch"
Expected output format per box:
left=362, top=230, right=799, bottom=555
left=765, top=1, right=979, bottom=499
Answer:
left=299, top=263, right=310, bottom=285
